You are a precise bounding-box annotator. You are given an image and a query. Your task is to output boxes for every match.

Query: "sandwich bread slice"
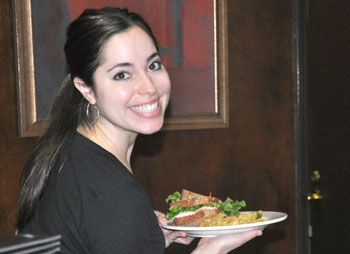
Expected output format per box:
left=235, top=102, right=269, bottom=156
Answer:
left=172, top=207, right=221, bottom=226
left=165, top=189, right=246, bottom=227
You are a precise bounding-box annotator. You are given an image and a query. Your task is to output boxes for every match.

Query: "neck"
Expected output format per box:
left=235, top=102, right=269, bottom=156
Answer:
left=77, top=124, right=137, bottom=173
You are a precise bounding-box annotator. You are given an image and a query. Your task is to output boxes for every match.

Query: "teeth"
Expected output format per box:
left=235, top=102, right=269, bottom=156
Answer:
left=131, top=101, right=158, bottom=113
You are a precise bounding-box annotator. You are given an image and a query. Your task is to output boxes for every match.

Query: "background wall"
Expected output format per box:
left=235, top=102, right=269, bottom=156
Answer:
left=0, top=1, right=295, bottom=253
left=0, top=0, right=40, bottom=233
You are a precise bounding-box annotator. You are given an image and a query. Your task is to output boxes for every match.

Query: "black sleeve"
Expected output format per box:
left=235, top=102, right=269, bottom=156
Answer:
left=80, top=181, right=164, bottom=254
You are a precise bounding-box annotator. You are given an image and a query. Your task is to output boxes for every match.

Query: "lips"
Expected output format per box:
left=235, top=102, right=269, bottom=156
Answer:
left=130, top=101, right=159, bottom=114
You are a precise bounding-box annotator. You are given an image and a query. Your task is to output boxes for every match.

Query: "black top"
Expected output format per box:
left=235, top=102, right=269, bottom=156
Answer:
left=20, top=133, right=165, bottom=253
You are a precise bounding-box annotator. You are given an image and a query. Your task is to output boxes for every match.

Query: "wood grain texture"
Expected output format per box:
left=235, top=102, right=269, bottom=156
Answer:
left=0, top=0, right=38, bottom=233
left=0, top=0, right=295, bottom=253
left=133, top=1, right=295, bottom=253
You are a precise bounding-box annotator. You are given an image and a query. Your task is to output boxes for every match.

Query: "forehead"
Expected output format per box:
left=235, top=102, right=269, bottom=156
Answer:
left=99, top=26, right=157, bottom=65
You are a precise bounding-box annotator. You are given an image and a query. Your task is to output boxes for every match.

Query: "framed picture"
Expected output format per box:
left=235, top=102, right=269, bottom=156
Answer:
left=13, top=0, right=228, bottom=137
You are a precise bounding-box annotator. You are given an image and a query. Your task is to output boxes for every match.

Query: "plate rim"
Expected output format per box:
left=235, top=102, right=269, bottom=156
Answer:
left=161, top=211, right=288, bottom=232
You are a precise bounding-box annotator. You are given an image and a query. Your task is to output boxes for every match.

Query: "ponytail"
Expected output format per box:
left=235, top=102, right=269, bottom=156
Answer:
left=17, top=6, right=160, bottom=230
left=17, top=75, right=86, bottom=229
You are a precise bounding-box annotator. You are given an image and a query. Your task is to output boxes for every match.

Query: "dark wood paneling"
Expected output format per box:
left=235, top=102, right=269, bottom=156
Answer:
left=133, top=1, right=295, bottom=253
left=0, top=0, right=295, bottom=253
left=307, top=0, right=350, bottom=253
left=0, top=0, right=38, bottom=233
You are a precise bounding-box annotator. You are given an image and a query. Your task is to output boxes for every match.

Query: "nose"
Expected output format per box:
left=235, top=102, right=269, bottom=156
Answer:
left=137, top=73, right=157, bottom=95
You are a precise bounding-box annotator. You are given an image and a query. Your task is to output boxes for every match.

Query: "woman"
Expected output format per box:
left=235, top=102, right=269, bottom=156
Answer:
left=17, top=7, right=261, bottom=253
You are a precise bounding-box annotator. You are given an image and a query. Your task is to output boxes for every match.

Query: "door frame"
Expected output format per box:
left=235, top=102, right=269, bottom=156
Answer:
left=292, top=0, right=310, bottom=253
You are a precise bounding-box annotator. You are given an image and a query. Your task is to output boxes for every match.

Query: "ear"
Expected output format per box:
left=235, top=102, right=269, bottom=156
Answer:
left=73, top=77, right=96, bottom=105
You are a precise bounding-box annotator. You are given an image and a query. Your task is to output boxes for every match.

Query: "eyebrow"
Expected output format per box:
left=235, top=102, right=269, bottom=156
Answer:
left=107, top=52, right=160, bottom=73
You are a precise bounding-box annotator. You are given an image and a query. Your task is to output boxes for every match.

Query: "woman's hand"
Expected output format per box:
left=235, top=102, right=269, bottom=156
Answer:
left=154, top=210, right=194, bottom=247
left=192, top=229, right=262, bottom=254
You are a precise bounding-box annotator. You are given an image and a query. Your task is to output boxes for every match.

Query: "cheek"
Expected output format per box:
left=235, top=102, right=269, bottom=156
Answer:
left=117, top=88, right=134, bottom=101
left=157, top=75, right=171, bottom=95
left=98, top=87, right=134, bottom=110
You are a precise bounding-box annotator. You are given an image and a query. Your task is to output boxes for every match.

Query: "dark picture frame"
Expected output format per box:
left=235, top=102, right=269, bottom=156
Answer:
left=13, top=0, right=228, bottom=137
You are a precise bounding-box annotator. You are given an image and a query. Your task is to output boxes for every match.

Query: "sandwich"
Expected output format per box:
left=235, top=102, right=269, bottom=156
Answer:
left=165, top=189, right=246, bottom=226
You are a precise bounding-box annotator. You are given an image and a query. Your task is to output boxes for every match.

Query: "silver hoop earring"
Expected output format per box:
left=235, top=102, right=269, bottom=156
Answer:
left=86, top=103, right=100, bottom=124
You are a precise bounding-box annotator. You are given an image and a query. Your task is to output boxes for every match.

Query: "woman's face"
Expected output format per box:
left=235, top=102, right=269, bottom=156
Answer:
left=90, top=26, right=171, bottom=135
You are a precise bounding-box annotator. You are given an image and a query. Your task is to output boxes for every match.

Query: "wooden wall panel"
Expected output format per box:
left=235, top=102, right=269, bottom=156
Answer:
left=0, top=0, right=38, bottom=233
left=133, top=1, right=295, bottom=253
left=0, top=0, right=295, bottom=253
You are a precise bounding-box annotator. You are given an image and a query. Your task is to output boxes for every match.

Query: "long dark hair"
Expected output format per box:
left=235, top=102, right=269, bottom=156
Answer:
left=17, top=7, right=159, bottom=230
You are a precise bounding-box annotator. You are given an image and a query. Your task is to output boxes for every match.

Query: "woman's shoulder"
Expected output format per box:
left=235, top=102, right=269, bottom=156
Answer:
left=61, top=133, right=132, bottom=178
left=52, top=133, right=137, bottom=197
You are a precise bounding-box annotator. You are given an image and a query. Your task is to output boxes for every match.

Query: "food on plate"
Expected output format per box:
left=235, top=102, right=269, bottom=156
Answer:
left=200, top=210, right=265, bottom=227
left=165, top=189, right=247, bottom=227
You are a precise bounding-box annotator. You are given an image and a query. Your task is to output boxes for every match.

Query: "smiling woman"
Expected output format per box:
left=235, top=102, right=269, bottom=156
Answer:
left=17, top=8, right=171, bottom=253
left=16, top=6, right=260, bottom=254
left=74, top=26, right=171, bottom=137
left=14, top=0, right=227, bottom=137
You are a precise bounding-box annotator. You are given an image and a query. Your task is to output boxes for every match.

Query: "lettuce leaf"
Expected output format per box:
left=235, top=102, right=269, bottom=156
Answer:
left=166, top=204, right=205, bottom=219
left=165, top=191, right=181, bottom=204
left=165, top=191, right=246, bottom=219
left=214, top=198, right=246, bottom=216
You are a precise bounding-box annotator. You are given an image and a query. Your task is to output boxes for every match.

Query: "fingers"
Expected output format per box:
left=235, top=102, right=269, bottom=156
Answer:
left=195, top=229, right=262, bottom=254
left=154, top=210, right=167, bottom=224
left=154, top=210, right=165, bottom=219
left=174, top=235, right=194, bottom=245
left=218, top=230, right=262, bottom=253
left=154, top=210, right=164, bottom=216
left=231, top=229, right=262, bottom=245
left=165, top=231, right=194, bottom=247
left=154, top=210, right=194, bottom=247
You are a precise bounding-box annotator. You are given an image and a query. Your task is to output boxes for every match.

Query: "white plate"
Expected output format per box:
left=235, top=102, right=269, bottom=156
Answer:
left=160, top=211, right=287, bottom=237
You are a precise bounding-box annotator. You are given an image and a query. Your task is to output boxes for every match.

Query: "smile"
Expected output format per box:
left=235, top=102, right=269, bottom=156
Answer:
left=130, top=101, right=159, bottom=113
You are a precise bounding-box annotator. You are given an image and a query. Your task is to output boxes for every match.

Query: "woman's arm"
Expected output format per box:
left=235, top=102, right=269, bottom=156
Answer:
left=191, top=230, right=262, bottom=254
left=154, top=210, right=194, bottom=247
left=155, top=210, right=262, bottom=253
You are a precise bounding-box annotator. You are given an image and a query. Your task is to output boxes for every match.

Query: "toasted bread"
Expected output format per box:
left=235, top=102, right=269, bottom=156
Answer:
left=172, top=207, right=221, bottom=226
left=181, top=189, right=205, bottom=200
left=170, top=189, right=221, bottom=208
left=170, top=196, right=221, bottom=208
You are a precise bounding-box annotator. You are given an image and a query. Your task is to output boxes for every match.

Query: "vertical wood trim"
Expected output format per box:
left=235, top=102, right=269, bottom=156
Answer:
left=292, top=0, right=310, bottom=253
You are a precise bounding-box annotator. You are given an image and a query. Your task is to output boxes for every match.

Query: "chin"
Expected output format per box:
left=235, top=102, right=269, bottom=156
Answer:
left=138, top=121, right=164, bottom=135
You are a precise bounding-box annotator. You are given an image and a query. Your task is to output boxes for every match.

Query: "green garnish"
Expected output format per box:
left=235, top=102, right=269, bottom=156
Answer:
left=165, top=191, right=246, bottom=219
left=215, top=198, right=246, bottom=216
left=165, top=191, right=181, bottom=204
left=166, top=204, right=203, bottom=219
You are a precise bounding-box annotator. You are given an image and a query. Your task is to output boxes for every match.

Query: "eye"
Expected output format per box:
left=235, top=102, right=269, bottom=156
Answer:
left=148, top=60, right=162, bottom=72
left=113, top=71, right=130, bottom=81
